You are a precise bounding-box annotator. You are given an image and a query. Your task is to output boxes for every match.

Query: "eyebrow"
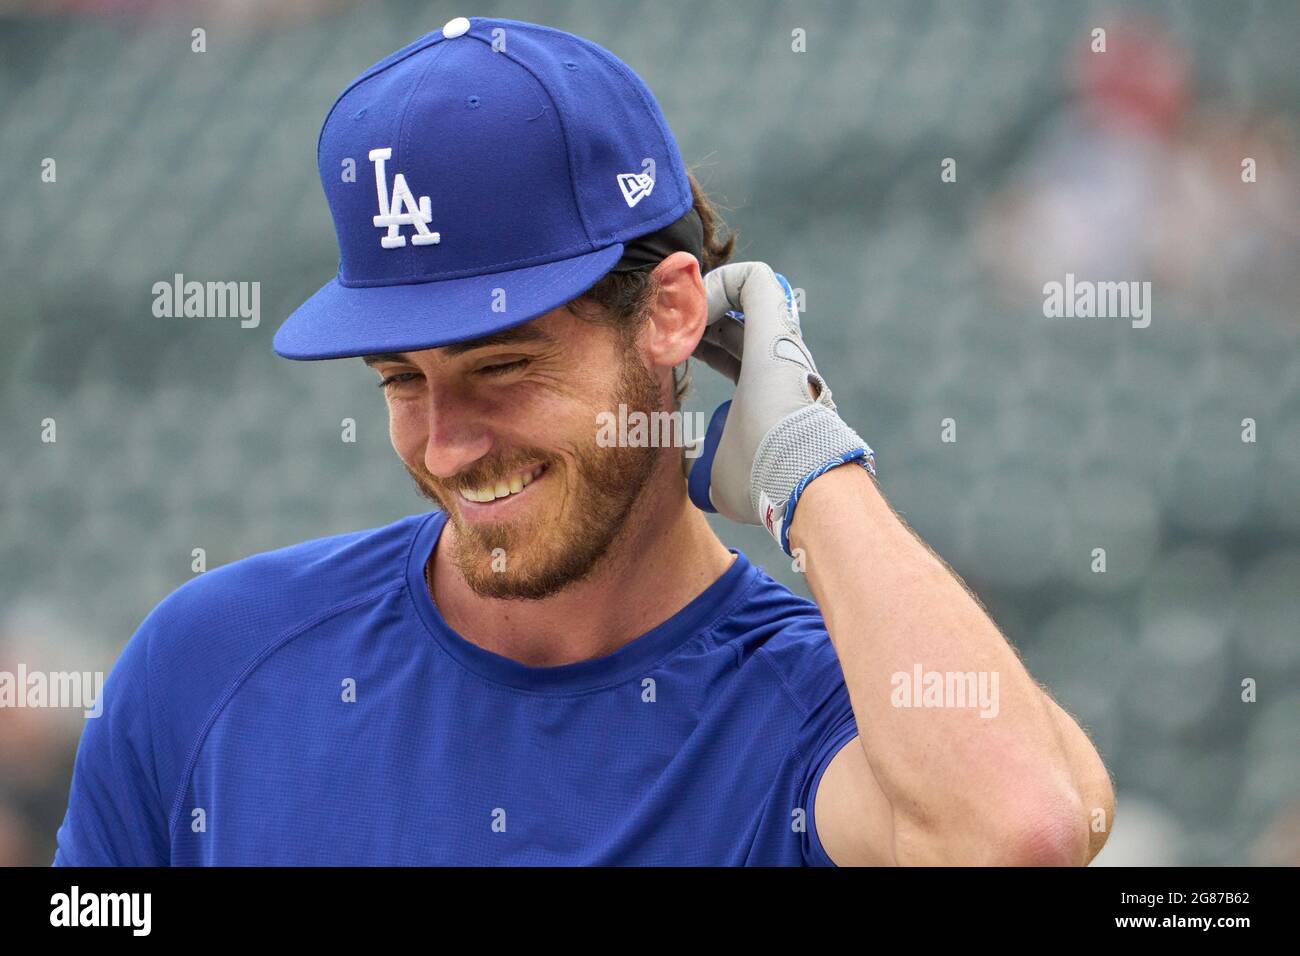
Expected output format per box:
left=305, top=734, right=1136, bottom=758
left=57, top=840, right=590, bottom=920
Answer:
left=361, top=325, right=553, bottom=366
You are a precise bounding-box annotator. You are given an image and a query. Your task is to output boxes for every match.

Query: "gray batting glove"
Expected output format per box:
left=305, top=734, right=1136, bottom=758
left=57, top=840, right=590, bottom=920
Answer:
left=687, top=261, right=876, bottom=555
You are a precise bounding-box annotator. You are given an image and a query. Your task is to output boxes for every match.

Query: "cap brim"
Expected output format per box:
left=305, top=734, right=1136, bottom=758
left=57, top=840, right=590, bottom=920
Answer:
left=273, top=243, right=626, bottom=361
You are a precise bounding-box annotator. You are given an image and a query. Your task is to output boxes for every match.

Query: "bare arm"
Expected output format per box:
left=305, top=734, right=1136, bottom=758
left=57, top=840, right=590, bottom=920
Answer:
left=791, top=463, right=1115, bottom=866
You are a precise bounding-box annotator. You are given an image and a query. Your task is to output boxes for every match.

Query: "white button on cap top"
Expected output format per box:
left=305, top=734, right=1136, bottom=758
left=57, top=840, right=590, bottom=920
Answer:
left=443, top=17, right=470, bottom=38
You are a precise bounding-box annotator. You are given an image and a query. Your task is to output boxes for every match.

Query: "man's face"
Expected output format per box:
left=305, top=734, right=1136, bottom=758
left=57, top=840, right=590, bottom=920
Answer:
left=366, top=305, right=665, bottom=600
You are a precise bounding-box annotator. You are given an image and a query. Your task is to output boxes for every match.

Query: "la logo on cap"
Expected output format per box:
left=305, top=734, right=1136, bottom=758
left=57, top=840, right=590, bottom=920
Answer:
left=369, top=147, right=440, bottom=249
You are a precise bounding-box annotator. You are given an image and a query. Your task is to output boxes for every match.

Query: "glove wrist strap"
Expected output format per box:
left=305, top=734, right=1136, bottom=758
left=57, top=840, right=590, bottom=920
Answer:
left=750, top=405, right=876, bottom=555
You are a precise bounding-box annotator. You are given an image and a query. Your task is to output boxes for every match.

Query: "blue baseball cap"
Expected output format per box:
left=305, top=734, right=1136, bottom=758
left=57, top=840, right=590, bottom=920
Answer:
left=273, top=16, right=696, bottom=361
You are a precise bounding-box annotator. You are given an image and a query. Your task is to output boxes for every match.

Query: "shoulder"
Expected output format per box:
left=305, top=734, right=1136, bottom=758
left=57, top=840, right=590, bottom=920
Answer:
left=118, top=512, right=437, bottom=754
left=56, top=512, right=441, bottom=862
left=712, top=561, right=845, bottom=718
left=161, top=510, right=427, bottom=612
left=141, top=511, right=431, bottom=649
left=712, top=559, right=861, bottom=866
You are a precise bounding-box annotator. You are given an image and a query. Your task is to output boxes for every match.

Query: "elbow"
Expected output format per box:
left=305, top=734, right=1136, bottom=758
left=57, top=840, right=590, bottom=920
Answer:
left=913, top=792, right=1098, bottom=866
left=1083, top=770, right=1117, bottom=864
left=1003, top=735, right=1117, bottom=866
left=1000, top=785, right=1099, bottom=867
left=1005, top=811, right=1092, bottom=867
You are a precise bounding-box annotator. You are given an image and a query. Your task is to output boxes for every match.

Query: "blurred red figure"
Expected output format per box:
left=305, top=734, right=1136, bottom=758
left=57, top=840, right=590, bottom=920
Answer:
left=978, top=14, right=1300, bottom=317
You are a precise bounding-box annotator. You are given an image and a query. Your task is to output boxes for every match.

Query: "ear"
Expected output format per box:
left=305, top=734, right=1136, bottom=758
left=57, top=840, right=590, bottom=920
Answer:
left=641, top=251, right=706, bottom=371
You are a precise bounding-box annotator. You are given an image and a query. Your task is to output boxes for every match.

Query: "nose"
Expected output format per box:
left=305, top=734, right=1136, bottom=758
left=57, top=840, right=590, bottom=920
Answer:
left=420, top=382, right=494, bottom=482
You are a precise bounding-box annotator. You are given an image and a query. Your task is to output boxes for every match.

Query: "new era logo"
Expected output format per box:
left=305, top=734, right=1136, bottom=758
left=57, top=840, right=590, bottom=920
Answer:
left=617, top=171, right=654, bottom=208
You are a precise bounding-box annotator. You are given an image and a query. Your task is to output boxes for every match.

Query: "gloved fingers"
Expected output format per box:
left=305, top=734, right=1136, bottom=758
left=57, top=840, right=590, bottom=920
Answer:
left=704, top=262, right=800, bottom=342
left=703, top=263, right=745, bottom=325
left=693, top=338, right=741, bottom=383
left=698, top=313, right=745, bottom=360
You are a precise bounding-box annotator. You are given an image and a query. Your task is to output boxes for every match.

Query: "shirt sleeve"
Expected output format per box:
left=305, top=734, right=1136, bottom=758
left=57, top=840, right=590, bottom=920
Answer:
left=797, top=678, right=859, bottom=867
left=52, top=613, right=171, bottom=866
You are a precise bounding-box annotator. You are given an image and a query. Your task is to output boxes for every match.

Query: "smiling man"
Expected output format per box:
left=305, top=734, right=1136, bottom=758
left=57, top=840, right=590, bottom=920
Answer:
left=365, top=306, right=700, bottom=611
left=54, top=17, right=1113, bottom=866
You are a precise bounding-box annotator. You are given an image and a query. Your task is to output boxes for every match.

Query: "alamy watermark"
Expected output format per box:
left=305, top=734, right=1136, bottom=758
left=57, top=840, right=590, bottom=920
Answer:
left=1042, top=273, right=1151, bottom=328
left=50, top=886, right=150, bottom=936
left=595, top=404, right=705, bottom=457
left=891, top=664, right=999, bottom=718
left=152, top=273, right=260, bottom=328
left=0, top=664, right=103, bottom=718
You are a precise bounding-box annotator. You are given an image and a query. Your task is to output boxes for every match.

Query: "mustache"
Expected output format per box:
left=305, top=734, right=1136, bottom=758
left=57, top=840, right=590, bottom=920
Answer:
left=405, top=453, right=553, bottom=497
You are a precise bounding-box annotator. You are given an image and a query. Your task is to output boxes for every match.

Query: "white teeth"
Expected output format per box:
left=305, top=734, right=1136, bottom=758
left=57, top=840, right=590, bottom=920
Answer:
left=458, top=464, right=546, bottom=504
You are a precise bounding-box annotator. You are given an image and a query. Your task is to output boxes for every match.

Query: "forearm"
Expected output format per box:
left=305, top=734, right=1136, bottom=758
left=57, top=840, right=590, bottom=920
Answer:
left=788, top=463, right=1097, bottom=865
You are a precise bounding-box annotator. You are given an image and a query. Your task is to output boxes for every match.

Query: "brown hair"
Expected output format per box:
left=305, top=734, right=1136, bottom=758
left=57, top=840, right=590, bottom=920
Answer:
left=565, top=169, right=736, bottom=408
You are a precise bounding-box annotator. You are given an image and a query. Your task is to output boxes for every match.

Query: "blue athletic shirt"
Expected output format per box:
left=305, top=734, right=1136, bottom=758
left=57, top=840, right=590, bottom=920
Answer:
left=53, top=509, right=859, bottom=866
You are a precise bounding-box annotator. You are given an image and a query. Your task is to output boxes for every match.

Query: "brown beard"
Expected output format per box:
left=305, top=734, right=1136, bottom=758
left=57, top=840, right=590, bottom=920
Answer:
left=403, top=346, right=663, bottom=600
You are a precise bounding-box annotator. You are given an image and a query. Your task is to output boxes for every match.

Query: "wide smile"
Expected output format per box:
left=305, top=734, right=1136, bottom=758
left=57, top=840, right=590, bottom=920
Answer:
left=454, top=463, right=549, bottom=522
